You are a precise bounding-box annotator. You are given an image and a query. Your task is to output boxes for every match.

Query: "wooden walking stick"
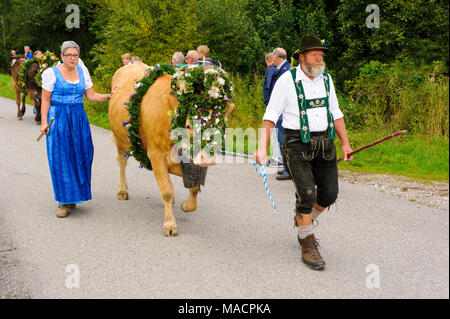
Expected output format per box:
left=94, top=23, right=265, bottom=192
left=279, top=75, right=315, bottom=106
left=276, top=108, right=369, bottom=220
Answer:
left=337, top=130, right=408, bottom=162
left=36, top=117, right=54, bottom=142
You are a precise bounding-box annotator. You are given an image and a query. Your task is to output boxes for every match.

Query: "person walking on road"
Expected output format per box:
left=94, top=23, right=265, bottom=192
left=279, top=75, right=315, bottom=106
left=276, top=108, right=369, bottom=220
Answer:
left=253, top=35, right=353, bottom=270
left=40, top=41, right=115, bottom=218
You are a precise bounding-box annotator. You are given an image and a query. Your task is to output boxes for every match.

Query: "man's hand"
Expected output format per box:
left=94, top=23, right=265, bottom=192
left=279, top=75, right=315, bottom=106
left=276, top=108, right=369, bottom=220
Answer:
left=253, top=148, right=267, bottom=165
left=342, top=144, right=353, bottom=161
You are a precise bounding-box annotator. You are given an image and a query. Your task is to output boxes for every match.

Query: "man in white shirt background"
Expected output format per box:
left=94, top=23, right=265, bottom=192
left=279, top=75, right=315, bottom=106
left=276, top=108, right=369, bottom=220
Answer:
left=253, top=34, right=353, bottom=271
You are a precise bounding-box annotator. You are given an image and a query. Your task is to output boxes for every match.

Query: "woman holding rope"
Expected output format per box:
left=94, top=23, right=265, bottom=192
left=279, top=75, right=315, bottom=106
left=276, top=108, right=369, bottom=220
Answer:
left=40, top=41, right=114, bottom=218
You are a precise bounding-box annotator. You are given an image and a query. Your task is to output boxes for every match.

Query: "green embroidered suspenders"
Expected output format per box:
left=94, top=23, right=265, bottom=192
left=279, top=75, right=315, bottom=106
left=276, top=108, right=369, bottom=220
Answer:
left=290, top=68, right=336, bottom=143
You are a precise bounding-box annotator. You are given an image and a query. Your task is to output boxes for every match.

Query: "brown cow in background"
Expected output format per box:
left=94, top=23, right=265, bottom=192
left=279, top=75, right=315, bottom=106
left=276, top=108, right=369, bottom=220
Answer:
left=10, top=56, right=42, bottom=124
left=10, top=56, right=27, bottom=120
left=27, top=61, right=42, bottom=124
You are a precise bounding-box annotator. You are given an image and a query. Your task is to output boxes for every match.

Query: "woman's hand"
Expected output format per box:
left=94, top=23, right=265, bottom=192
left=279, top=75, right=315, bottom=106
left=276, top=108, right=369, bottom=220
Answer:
left=40, top=122, right=50, bottom=135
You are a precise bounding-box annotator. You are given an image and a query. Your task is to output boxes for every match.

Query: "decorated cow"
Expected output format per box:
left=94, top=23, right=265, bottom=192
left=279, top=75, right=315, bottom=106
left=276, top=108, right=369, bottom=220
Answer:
left=10, top=56, right=27, bottom=120
left=109, top=61, right=234, bottom=236
left=16, top=52, right=59, bottom=123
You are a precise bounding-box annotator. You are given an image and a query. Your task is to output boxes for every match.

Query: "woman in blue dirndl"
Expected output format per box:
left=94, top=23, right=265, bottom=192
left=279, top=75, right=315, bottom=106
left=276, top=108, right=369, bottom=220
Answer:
left=40, top=41, right=114, bottom=218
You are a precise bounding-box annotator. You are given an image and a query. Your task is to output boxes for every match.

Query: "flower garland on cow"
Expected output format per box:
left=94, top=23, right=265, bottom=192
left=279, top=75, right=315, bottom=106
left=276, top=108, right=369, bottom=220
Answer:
left=123, top=63, right=233, bottom=171
left=17, top=52, right=58, bottom=90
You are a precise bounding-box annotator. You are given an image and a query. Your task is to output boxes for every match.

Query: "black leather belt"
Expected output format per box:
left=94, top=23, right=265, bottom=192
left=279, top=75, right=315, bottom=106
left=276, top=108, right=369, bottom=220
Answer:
left=284, top=128, right=327, bottom=136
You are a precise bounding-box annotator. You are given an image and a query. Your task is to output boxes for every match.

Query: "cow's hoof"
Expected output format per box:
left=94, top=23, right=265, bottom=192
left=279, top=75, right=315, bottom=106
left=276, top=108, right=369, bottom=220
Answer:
left=163, top=224, right=178, bottom=237
left=117, top=191, right=129, bottom=200
left=35, top=120, right=41, bottom=125
left=181, top=201, right=197, bottom=213
left=17, top=116, right=23, bottom=121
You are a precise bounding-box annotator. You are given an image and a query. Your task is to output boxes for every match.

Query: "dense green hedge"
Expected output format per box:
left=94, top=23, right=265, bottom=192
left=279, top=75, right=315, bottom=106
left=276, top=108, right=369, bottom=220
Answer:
left=343, top=60, right=449, bottom=137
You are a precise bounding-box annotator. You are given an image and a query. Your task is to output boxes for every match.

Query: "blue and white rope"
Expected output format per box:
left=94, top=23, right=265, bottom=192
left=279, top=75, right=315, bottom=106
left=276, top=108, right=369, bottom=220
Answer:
left=221, top=150, right=279, bottom=214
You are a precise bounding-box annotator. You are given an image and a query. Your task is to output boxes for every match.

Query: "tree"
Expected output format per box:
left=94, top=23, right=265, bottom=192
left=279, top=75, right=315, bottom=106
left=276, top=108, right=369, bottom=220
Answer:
left=336, top=0, right=449, bottom=87
left=90, top=0, right=200, bottom=86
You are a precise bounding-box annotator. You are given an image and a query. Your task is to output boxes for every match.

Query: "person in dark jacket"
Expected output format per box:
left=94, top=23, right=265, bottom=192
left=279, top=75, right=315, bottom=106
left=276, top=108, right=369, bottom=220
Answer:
left=263, top=52, right=283, bottom=167
left=270, top=48, right=291, bottom=180
left=263, top=53, right=277, bottom=106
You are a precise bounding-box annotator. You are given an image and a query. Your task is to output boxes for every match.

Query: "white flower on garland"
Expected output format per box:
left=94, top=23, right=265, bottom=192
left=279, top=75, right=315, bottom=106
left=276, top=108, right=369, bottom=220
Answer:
left=135, top=82, right=143, bottom=89
left=204, top=68, right=218, bottom=75
left=216, top=77, right=225, bottom=86
left=208, top=86, right=221, bottom=99
left=177, top=80, right=188, bottom=93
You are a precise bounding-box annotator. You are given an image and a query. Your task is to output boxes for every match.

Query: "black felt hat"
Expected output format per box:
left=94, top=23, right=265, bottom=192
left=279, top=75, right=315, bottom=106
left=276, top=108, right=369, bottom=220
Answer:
left=293, top=34, right=328, bottom=60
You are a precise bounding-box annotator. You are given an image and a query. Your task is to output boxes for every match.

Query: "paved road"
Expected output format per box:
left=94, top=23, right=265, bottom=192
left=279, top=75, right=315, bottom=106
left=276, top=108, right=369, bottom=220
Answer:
left=0, top=96, right=448, bottom=299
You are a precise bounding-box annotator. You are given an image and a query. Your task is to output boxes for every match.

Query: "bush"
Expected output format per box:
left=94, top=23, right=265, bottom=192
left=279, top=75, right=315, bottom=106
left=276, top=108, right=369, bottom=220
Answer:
left=346, top=60, right=449, bottom=137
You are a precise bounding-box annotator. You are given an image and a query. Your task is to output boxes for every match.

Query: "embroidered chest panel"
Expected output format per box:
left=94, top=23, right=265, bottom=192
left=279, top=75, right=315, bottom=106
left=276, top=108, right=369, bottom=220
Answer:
left=290, top=68, right=336, bottom=143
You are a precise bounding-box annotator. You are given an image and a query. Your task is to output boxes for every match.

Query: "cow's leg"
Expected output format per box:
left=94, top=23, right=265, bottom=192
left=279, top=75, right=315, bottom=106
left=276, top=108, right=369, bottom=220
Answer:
left=168, top=162, right=198, bottom=212
left=116, top=150, right=129, bottom=200
left=15, top=88, right=23, bottom=120
left=35, top=103, right=41, bottom=124
left=30, top=92, right=41, bottom=124
left=181, top=186, right=199, bottom=212
left=20, top=91, right=26, bottom=117
left=151, top=151, right=177, bottom=236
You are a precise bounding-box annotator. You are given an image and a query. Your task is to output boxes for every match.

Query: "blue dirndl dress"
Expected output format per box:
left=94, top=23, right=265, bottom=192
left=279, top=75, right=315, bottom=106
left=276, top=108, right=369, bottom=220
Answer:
left=46, top=66, right=94, bottom=205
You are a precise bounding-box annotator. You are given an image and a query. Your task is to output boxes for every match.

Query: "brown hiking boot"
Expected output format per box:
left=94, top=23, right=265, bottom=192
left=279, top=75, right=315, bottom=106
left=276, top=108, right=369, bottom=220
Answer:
left=56, top=205, right=69, bottom=218
left=298, top=234, right=326, bottom=270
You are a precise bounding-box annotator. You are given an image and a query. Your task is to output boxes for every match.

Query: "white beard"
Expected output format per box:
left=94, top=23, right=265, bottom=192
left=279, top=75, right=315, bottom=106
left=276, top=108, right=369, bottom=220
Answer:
left=303, top=62, right=326, bottom=78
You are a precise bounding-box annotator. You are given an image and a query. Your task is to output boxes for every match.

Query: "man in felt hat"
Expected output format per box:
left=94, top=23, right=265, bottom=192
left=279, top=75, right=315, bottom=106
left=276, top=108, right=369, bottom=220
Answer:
left=253, top=34, right=353, bottom=271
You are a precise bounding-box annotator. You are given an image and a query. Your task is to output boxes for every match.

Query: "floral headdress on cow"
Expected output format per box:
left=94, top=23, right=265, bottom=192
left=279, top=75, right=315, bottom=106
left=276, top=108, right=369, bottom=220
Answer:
left=18, top=51, right=58, bottom=90
left=123, top=63, right=233, bottom=171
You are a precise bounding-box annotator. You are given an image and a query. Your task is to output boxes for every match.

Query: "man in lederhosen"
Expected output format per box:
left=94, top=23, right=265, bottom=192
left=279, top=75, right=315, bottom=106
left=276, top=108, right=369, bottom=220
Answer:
left=253, top=34, right=353, bottom=270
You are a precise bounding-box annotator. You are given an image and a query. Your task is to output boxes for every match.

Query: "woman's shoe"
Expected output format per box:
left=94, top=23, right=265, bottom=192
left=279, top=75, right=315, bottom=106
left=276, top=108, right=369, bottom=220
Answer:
left=67, top=204, right=76, bottom=209
left=56, top=205, right=69, bottom=218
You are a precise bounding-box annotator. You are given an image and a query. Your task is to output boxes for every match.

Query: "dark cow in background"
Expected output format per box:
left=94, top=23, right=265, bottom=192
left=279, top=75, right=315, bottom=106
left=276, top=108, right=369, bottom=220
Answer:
left=27, top=61, right=42, bottom=124
left=10, top=56, right=26, bottom=120
left=10, top=56, right=42, bottom=124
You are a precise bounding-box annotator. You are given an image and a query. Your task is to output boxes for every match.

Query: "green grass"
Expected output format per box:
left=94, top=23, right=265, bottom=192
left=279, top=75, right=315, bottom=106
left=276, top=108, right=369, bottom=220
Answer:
left=1, top=73, right=448, bottom=182
left=335, top=129, right=449, bottom=182
left=84, top=100, right=111, bottom=130
left=0, top=73, right=33, bottom=104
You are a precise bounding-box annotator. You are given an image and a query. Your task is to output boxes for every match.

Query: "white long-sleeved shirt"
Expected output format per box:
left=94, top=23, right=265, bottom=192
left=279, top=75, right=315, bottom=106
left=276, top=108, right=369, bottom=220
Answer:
left=263, top=65, right=343, bottom=132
